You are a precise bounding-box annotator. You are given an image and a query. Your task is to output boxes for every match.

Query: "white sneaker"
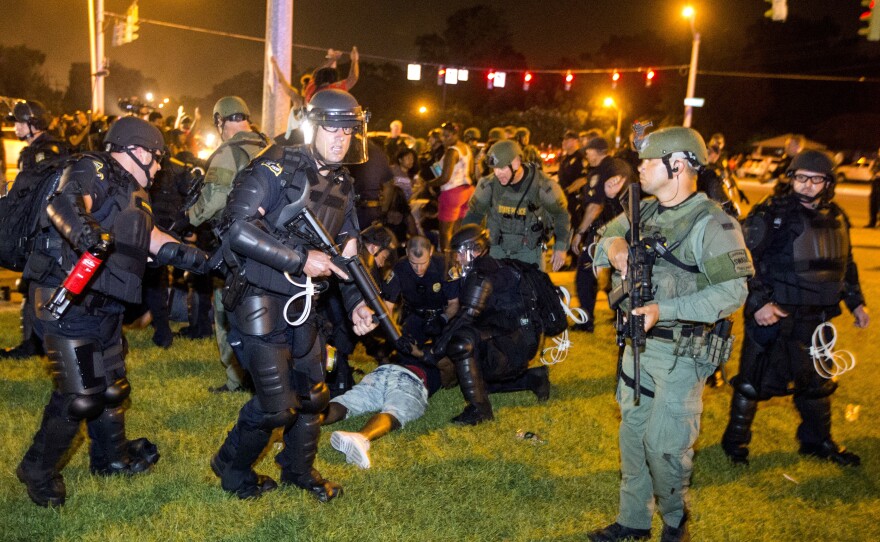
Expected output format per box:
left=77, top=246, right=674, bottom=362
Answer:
left=330, top=431, right=371, bottom=469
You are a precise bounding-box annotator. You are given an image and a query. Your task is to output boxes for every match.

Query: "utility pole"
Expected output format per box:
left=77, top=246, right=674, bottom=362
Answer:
left=263, top=0, right=293, bottom=138
left=88, top=0, right=106, bottom=114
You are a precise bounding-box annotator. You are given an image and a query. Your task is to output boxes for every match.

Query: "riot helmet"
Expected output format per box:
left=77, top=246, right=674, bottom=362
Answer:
left=9, top=100, right=49, bottom=139
left=104, top=116, right=166, bottom=181
left=304, top=89, right=370, bottom=165
left=638, top=126, right=708, bottom=178
left=451, top=224, right=490, bottom=278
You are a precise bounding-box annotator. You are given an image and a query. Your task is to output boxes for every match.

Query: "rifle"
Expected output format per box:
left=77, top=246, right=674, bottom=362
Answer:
left=284, top=208, right=403, bottom=347
left=607, top=120, right=655, bottom=405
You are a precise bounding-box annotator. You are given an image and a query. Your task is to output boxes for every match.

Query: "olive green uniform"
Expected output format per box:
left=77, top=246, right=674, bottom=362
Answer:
left=188, top=129, right=267, bottom=391
left=594, top=192, right=752, bottom=530
left=463, top=162, right=570, bottom=269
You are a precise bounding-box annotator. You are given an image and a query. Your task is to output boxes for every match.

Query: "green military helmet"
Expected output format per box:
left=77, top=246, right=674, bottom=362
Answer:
left=487, top=127, right=505, bottom=140
left=213, top=96, right=250, bottom=121
left=639, top=126, right=709, bottom=166
left=486, top=139, right=523, bottom=169
left=463, top=126, right=481, bottom=142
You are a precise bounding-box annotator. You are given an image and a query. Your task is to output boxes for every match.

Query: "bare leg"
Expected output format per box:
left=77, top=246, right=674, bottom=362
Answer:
left=359, top=413, right=401, bottom=442
left=322, top=403, right=348, bottom=426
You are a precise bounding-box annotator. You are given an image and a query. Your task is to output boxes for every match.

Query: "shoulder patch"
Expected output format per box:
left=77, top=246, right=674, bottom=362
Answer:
left=721, top=222, right=734, bottom=230
left=261, top=161, right=283, bottom=177
left=728, top=249, right=753, bottom=275
left=448, top=267, right=461, bottom=280
left=93, top=159, right=105, bottom=180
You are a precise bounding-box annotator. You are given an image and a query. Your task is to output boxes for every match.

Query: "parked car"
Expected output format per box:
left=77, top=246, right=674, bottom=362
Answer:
left=835, top=157, right=876, bottom=183
left=736, top=155, right=784, bottom=181
left=2, top=125, right=27, bottom=186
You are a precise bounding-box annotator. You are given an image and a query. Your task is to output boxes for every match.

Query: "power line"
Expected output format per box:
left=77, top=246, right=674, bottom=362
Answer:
left=106, top=12, right=880, bottom=84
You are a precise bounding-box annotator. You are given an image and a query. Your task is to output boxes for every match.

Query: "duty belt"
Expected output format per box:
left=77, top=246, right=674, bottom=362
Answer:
left=646, top=323, right=711, bottom=342
left=412, top=307, right=443, bottom=319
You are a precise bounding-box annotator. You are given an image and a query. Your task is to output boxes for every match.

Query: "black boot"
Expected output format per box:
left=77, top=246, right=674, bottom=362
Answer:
left=87, top=405, right=159, bottom=476
left=278, top=413, right=342, bottom=502
left=17, top=400, right=81, bottom=507
left=660, top=513, right=690, bottom=542
left=587, top=522, right=651, bottom=542
left=798, top=440, right=861, bottom=466
left=794, top=395, right=859, bottom=466
left=452, top=357, right=493, bottom=425
left=487, top=366, right=550, bottom=402
left=721, top=391, right=757, bottom=465
left=216, top=425, right=277, bottom=499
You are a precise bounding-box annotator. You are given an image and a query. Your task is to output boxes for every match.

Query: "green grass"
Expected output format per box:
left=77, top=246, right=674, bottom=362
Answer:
left=1, top=263, right=879, bottom=541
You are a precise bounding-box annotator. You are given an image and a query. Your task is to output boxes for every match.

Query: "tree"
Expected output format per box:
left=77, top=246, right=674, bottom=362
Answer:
left=0, top=45, right=63, bottom=111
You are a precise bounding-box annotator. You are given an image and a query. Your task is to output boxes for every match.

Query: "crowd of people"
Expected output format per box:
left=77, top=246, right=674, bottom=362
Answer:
left=1, top=50, right=871, bottom=542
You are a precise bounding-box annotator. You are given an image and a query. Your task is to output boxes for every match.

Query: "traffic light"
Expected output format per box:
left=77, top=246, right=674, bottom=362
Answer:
left=764, top=0, right=787, bottom=22
left=112, top=21, right=126, bottom=47
left=564, top=71, right=574, bottom=91
left=523, top=72, right=533, bottom=91
left=437, top=68, right=446, bottom=86
left=487, top=71, right=495, bottom=89
left=860, top=1, right=880, bottom=41
left=645, top=68, right=655, bottom=87
left=611, top=70, right=620, bottom=89
left=124, top=1, right=139, bottom=43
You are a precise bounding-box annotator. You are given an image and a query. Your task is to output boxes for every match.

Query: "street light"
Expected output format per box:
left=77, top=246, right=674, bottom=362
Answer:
left=682, top=5, right=701, bottom=128
left=603, top=97, right=623, bottom=149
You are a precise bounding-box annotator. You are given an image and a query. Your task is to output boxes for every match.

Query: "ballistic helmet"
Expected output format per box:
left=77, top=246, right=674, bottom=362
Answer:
left=213, top=96, right=250, bottom=122
left=485, top=140, right=523, bottom=169
left=361, top=224, right=399, bottom=253
left=786, top=149, right=834, bottom=179
left=9, top=100, right=49, bottom=131
left=463, top=127, right=481, bottom=142
left=638, top=126, right=708, bottom=166
left=451, top=224, right=491, bottom=278
left=104, top=116, right=165, bottom=152
left=487, top=127, right=505, bottom=141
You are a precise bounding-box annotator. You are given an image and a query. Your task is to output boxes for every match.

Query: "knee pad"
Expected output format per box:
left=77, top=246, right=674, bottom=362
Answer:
left=298, top=382, right=330, bottom=414
left=104, top=377, right=131, bottom=406
left=447, top=331, right=477, bottom=361
left=732, top=376, right=760, bottom=400
left=67, top=393, right=105, bottom=420
left=797, top=379, right=838, bottom=399
left=258, top=408, right=297, bottom=432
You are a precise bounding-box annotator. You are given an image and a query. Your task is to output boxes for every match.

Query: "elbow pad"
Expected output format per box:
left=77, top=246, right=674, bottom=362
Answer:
left=155, top=242, right=209, bottom=274
left=47, top=194, right=109, bottom=254
left=228, top=220, right=305, bottom=275
left=461, top=275, right=492, bottom=317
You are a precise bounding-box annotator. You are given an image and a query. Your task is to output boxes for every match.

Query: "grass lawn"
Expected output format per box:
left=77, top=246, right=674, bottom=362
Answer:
left=1, top=253, right=879, bottom=541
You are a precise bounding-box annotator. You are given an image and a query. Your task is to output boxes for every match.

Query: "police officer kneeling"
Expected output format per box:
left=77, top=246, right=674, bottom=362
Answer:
left=17, top=117, right=210, bottom=507
left=212, top=89, right=377, bottom=501
left=722, top=150, right=869, bottom=467
left=430, top=224, right=550, bottom=425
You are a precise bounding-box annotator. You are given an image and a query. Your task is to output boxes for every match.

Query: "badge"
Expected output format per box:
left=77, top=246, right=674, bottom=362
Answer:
left=262, top=161, right=283, bottom=177
left=432, top=282, right=441, bottom=292
left=589, top=174, right=599, bottom=188
left=385, top=270, right=394, bottom=283
left=36, top=152, right=46, bottom=163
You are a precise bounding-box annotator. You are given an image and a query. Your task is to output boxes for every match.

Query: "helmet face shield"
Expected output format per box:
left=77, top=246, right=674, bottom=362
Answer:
left=310, top=122, right=368, bottom=165
left=455, top=244, right=480, bottom=278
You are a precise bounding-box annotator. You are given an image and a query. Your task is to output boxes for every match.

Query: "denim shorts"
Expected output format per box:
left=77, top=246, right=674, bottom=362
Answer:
left=330, top=364, right=429, bottom=426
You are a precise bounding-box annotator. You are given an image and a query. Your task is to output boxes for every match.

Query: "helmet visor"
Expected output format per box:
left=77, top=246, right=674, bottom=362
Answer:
left=308, top=121, right=368, bottom=165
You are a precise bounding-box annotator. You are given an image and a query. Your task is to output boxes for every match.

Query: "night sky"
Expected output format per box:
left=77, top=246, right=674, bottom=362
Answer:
left=1, top=0, right=866, bottom=99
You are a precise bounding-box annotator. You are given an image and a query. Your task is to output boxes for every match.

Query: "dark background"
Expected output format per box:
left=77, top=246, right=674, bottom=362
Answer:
left=2, top=1, right=880, bottom=154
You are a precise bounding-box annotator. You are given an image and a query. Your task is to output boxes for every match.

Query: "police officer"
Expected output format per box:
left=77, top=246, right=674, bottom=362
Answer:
left=1, top=100, right=69, bottom=359
left=16, top=116, right=209, bottom=507
left=188, top=96, right=268, bottom=392
left=383, top=235, right=460, bottom=349
left=721, top=150, right=868, bottom=468
left=211, top=89, right=377, bottom=501
left=8, top=100, right=68, bottom=172
left=430, top=224, right=550, bottom=425
left=571, top=139, right=633, bottom=332
left=464, top=140, right=570, bottom=271
left=589, top=127, right=752, bottom=541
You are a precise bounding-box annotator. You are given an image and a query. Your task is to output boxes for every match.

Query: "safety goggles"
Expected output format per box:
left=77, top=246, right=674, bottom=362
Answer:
left=791, top=174, right=829, bottom=185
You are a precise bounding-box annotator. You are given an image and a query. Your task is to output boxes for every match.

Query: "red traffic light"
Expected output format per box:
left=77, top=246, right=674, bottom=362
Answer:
left=523, top=71, right=533, bottom=91
left=564, top=70, right=573, bottom=91
left=645, top=69, right=655, bottom=87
